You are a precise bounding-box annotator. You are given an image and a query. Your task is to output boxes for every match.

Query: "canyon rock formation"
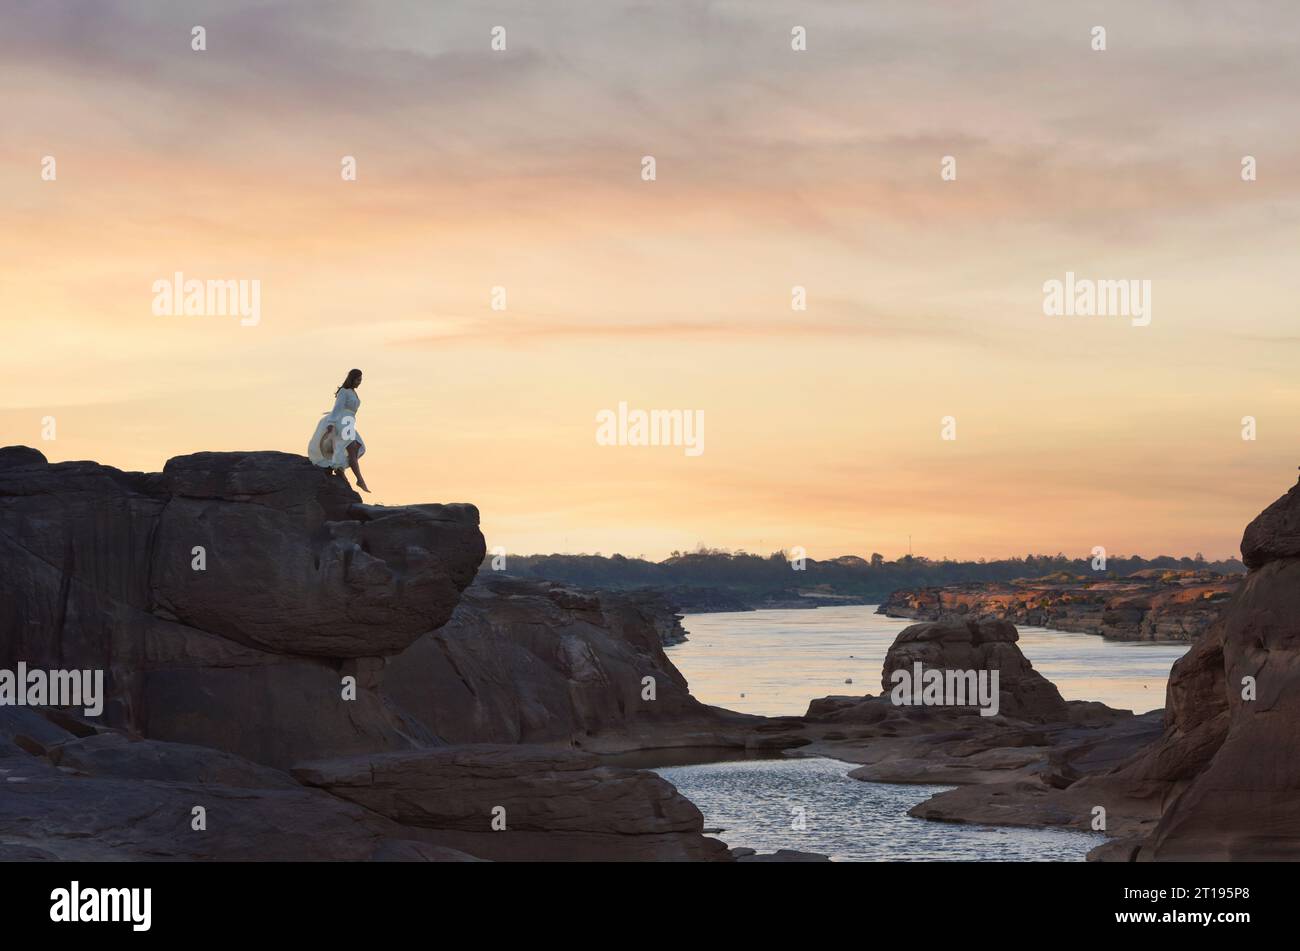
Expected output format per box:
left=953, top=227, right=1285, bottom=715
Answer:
left=0, top=447, right=749, bottom=861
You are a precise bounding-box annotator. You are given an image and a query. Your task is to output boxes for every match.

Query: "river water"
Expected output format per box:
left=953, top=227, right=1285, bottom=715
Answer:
left=654, top=605, right=1188, bottom=861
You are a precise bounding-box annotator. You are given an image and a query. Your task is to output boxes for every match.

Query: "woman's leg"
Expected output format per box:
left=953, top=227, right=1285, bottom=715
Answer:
left=347, top=441, right=369, bottom=492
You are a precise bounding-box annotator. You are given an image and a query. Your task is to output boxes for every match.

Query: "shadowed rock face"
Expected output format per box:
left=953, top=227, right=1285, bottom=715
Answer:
left=0, top=447, right=749, bottom=860
left=293, top=745, right=730, bottom=861
left=155, top=452, right=484, bottom=657
left=384, top=576, right=749, bottom=750
left=0, top=447, right=483, bottom=766
left=1241, top=478, right=1300, bottom=568
left=1109, top=481, right=1300, bottom=859
left=0, top=708, right=481, bottom=862
left=898, top=476, right=1300, bottom=861
left=882, top=619, right=1069, bottom=722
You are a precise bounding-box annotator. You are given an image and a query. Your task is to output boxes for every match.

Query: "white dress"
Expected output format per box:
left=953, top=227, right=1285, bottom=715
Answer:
left=308, top=388, right=366, bottom=469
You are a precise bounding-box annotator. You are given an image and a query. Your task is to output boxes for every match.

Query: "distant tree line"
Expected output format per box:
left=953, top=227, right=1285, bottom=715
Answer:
left=486, top=548, right=1245, bottom=602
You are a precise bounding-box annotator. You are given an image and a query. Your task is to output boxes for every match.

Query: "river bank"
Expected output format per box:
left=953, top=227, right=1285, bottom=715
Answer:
left=876, top=572, right=1239, bottom=641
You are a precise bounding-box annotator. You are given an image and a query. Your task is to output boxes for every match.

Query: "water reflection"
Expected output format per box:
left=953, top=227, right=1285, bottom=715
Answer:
left=654, top=756, right=1103, bottom=861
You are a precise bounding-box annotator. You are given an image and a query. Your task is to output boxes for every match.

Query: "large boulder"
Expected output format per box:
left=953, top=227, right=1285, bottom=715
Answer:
left=0, top=447, right=484, bottom=766
left=0, top=446, right=48, bottom=468
left=153, top=452, right=483, bottom=657
left=882, top=618, right=1069, bottom=721
left=1240, top=477, right=1300, bottom=568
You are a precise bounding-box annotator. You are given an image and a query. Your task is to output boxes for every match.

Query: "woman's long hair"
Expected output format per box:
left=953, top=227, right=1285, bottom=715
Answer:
left=335, top=369, right=362, bottom=396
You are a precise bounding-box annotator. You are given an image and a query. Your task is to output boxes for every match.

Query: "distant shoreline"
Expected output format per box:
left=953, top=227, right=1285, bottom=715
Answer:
left=876, top=571, right=1237, bottom=642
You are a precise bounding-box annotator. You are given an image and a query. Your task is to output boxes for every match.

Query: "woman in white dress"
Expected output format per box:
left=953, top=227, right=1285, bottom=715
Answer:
left=308, top=368, right=370, bottom=492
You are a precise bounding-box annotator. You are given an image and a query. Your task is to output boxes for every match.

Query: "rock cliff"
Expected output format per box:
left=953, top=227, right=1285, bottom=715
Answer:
left=0, top=447, right=750, bottom=861
left=0, top=448, right=481, bottom=766
left=1097, top=476, right=1300, bottom=859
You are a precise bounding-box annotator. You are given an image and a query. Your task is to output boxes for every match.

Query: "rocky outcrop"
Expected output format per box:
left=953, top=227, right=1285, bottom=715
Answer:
left=878, top=572, right=1238, bottom=642
left=1098, top=481, right=1300, bottom=860
left=632, top=590, right=690, bottom=645
left=795, top=616, right=1141, bottom=791
left=384, top=575, right=756, bottom=751
left=0, top=707, right=480, bottom=862
left=294, top=745, right=730, bottom=861
left=1240, top=478, right=1300, bottom=567
left=0, top=446, right=748, bottom=861
left=882, top=618, right=1069, bottom=721
left=154, top=453, right=482, bottom=658
left=813, top=607, right=1212, bottom=844
left=888, top=476, right=1300, bottom=861
left=732, top=848, right=833, bottom=862
left=0, top=447, right=483, bottom=766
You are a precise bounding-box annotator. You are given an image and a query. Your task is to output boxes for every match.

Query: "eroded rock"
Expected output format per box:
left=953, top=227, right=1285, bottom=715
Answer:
left=0, top=447, right=484, bottom=767
left=384, top=575, right=758, bottom=751
left=882, top=618, right=1069, bottom=722
left=293, top=745, right=731, bottom=861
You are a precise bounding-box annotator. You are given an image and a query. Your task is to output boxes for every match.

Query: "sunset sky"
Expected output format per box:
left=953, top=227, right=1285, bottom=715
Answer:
left=3, top=1, right=1299, bottom=561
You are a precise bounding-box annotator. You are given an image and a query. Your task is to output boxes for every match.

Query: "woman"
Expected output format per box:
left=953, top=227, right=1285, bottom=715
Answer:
left=308, top=369, right=370, bottom=492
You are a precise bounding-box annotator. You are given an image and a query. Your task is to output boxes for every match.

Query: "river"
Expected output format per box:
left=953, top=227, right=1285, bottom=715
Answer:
left=654, top=605, right=1187, bottom=861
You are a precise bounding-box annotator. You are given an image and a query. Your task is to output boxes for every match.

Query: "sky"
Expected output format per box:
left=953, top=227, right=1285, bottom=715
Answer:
left=3, top=0, right=1299, bottom=561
